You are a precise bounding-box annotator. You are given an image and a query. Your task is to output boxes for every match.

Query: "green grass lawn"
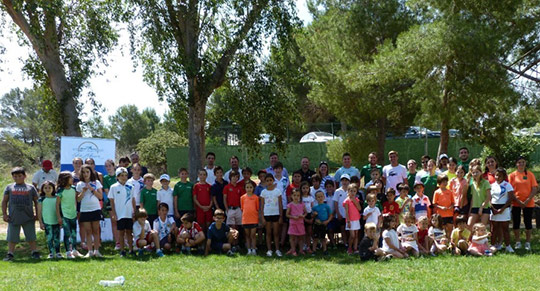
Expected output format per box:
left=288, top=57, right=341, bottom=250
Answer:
left=1, top=230, right=539, bottom=290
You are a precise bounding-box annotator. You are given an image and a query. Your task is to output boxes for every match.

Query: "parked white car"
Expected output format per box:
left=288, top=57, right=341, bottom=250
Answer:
left=299, top=131, right=341, bottom=143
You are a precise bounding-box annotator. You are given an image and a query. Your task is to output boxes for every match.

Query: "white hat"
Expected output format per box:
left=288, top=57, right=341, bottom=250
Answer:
left=340, top=173, right=351, bottom=181
left=159, top=174, right=170, bottom=181
left=115, top=167, right=128, bottom=176
left=439, top=154, right=449, bottom=160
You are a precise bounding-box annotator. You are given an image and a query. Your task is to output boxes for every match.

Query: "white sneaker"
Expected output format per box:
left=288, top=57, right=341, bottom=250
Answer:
left=266, top=250, right=273, bottom=257
left=84, top=250, right=94, bottom=258
left=47, top=254, right=54, bottom=259
left=515, top=242, right=522, bottom=249
left=505, top=245, right=515, bottom=253
left=71, top=249, right=83, bottom=258
left=94, top=250, right=103, bottom=258
left=524, top=242, right=531, bottom=251
left=66, top=251, right=75, bottom=259
left=251, top=249, right=257, bottom=256
left=55, top=253, right=64, bottom=259
left=275, top=250, right=283, bottom=257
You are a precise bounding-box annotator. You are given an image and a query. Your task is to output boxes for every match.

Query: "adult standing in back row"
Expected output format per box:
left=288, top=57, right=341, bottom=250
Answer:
left=334, top=153, right=360, bottom=187
left=382, top=151, right=407, bottom=192
left=224, top=156, right=243, bottom=183
left=266, top=153, right=289, bottom=181
left=32, top=160, right=58, bottom=189
left=297, top=157, right=316, bottom=185
left=360, top=152, right=382, bottom=187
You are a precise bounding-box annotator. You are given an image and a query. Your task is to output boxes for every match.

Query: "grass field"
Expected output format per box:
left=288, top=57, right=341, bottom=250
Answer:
left=0, top=230, right=539, bottom=290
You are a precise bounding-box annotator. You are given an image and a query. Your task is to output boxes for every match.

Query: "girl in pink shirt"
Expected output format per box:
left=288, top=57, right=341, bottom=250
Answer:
left=286, top=189, right=306, bottom=256
left=344, top=183, right=362, bottom=255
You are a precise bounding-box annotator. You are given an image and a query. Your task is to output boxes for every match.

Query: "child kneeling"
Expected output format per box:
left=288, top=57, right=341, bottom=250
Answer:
left=177, top=212, right=205, bottom=254
left=133, top=208, right=163, bottom=257
left=205, top=209, right=239, bottom=256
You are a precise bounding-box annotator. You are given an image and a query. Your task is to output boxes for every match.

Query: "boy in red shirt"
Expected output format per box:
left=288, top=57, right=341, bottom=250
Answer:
left=432, top=175, right=454, bottom=238
left=193, top=169, right=213, bottom=232
left=223, top=171, right=243, bottom=230
left=237, top=167, right=254, bottom=194
left=382, top=188, right=400, bottom=215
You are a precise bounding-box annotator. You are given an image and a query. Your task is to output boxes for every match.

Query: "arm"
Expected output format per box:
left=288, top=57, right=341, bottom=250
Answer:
left=260, top=197, right=266, bottom=224
left=481, top=188, right=491, bottom=209
left=286, top=207, right=293, bottom=219
left=33, top=194, right=39, bottom=220
left=524, top=186, right=538, bottom=206
left=223, top=193, right=229, bottom=210
left=278, top=196, right=283, bottom=224
left=132, top=197, right=136, bottom=218
left=344, top=202, right=351, bottom=227
left=334, top=200, right=342, bottom=219
left=377, top=214, right=382, bottom=229
left=1, top=194, right=8, bottom=222
left=37, top=202, right=45, bottom=230
left=109, top=198, right=117, bottom=221
left=205, top=238, right=212, bottom=256
left=212, top=196, right=220, bottom=211
left=56, top=196, right=63, bottom=226
left=174, top=196, right=180, bottom=219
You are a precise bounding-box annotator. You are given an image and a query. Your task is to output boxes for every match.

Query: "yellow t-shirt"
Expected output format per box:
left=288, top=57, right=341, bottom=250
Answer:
left=451, top=228, right=471, bottom=245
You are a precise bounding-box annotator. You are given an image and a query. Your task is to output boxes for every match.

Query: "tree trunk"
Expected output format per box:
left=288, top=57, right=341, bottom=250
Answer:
left=376, top=118, right=386, bottom=164
left=47, top=70, right=81, bottom=136
left=187, top=93, right=207, bottom=182
left=437, top=88, right=450, bottom=157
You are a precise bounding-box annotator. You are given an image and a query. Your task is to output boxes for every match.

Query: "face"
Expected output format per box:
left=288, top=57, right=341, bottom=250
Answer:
left=301, top=158, right=309, bottom=170
left=274, top=167, right=283, bottom=176
left=419, top=219, right=429, bottom=229
left=180, top=170, right=188, bottom=180
left=476, top=226, right=486, bottom=235
left=158, top=207, right=168, bottom=217
left=439, top=180, right=448, bottom=187
left=341, top=179, right=350, bottom=189
left=471, top=168, right=482, bottom=179
left=132, top=166, right=141, bottom=177
left=214, top=215, right=225, bottom=223
left=389, top=153, right=398, bottom=165
left=405, top=217, right=415, bottom=226
left=131, top=154, right=140, bottom=164
left=291, top=192, right=300, bottom=202
left=431, top=216, right=438, bottom=227
left=137, top=217, right=146, bottom=225
left=495, top=172, right=504, bottom=183
left=198, top=171, right=207, bottom=182
left=265, top=177, right=275, bottom=187
left=367, top=198, right=376, bottom=207
left=245, top=182, right=254, bottom=193
left=302, top=184, right=310, bottom=194
left=144, top=178, right=154, bottom=188
left=400, top=189, right=408, bottom=197
left=105, top=162, right=115, bottom=174
left=81, top=168, right=91, bottom=180
left=370, top=171, right=380, bottom=181
left=67, top=176, right=74, bottom=186
left=231, top=175, right=239, bottom=184
left=516, top=159, right=526, bottom=171
left=258, top=173, right=266, bottom=182
left=242, top=171, right=251, bottom=180
left=119, top=160, right=130, bottom=168
left=414, top=186, right=424, bottom=195
left=312, top=179, right=320, bottom=188
left=368, top=154, right=377, bottom=165
left=161, top=180, right=170, bottom=188
left=319, top=164, right=328, bottom=176
left=85, top=159, right=96, bottom=170
left=457, top=222, right=466, bottom=230
left=42, top=184, right=54, bottom=195
left=440, top=158, right=448, bottom=168
left=456, top=168, right=465, bottom=179
left=293, top=174, right=302, bottom=184
left=117, top=173, right=128, bottom=184
left=182, top=221, right=192, bottom=229
left=342, top=155, right=351, bottom=167
left=12, top=173, right=26, bottom=184
left=390, top=217, right=397, bottom=228
left=427, top=161, right=435, bottom=172
left=347, top=187, right=357, bottom=197
left=486, top=158, right=496, bottom=170
left=459, top=149, right=469, bottom=161
left=386, top=192, right=395, bottom=201
left=407, top=161, right=417, bottom=172
left=269, top=155, right=279, bottom=166
left=316, top=193, right=325, bottom=204
left=365, top=228, right=376, bottom=238
left=230, top=157, right=239, bottom=169
left=325, top=183, right=335, bottom=193
left=73, top=159, right=83, bottom=171
left=215, top=169, right=223, bottom=179
left=421, top=158, right=429, bottom=169
left=448, top=161, right=457, bottom=171
left=206, top=154, right=215, bottom=166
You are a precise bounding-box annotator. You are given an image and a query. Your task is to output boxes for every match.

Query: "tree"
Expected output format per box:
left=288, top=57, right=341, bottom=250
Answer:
left=129, top=0, right=297, bottom=180
left=109, top=105, right=153, bottom=151
left=0, top=0, right=124, bottom=136
left=137, top=127, right=187, bottom=174
left=82, top=115, right=113, bottom=139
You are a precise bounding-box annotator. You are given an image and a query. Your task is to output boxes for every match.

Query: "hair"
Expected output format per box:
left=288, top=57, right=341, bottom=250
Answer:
left=404, top=213, right=416, bottom=224
left=471, top=165, right=483, bottom=186
left=418, top=215, right=429, bottom=224
left=264, top=173, right=275, bottom=181
left=181, top=212, right=195, bottom=223
left=431, top=213, right=443, bottom=229
left=244, top=180, right=256, bottom=190
left=455, top=215, right=467, bottom=225
left=342, top=152, right=351, bottom=158
left=318, top=162, right=329, bottom=177
left=495, top=167, right=508, bottom=181
left=366, top=193, right=377, bottom=202
left=40, top=180, right=56, bottom=197
left=229, top=170, right=240, bottom=179
left=131, top=163, right=142, bottom=170
left=206, top=152, right=216, bottom=158
left=57, top=171, right=73, bottom=189
left=414, top=183, right=425, bottom=189
left=214, top=209, right=225, bottom=217
left=370, top=168, right=380, bottom=175
left=242, top=167, right=253, bottom=175
left=213, top=166, right=223, bottom=174
left=386, top=187, right=396, bottom=196
left=130, top=152, right=139, bottom=158
left=198, top=169, right=207, bottom=175
left=273, top=162, right=284, bottom=170
left=483, top=156, right=498, bottom=173
left=315, top=191, right=325, bottom=198
left=368, top=151, right=377, bottom=157
left=324, top=179, right=335, bottom=188
left=382, top=214, right=395, bottom=230
left=158, top=202, right=169, bottom=211
left=300, top=181, right=311, bottom=194
left=448, top=157, right=458, bottom=166
left=80, top=164, right=97, bottom=182
left=459, top=147, right=469, bottom=153
left=11, top=167, right=25, bottom=176
left=269, top=152, right=278, bottom=158
left=143, top=173, right=156, bottom=181
left=436, top=174, right=449, bottom=185
left=399, top=184, right=410, bottom=192
left=348, top=183, right=359, bottom=191
left=421, top=155, right=431, bottom=161
left=291, top=188, right=301, bottom=198
left=257, top=170, right=266, bottom=177
left=364, top=222, right=377, bottom=231
left=104, top=159, right=115, bottom=168
left=456, top=165, right=466, bottom=175
left=229, top=155, right=239, bottom=162
left=407, top=159, right=417, bottom=166
left=135, top=208, right=148, bottom=219
left=367, top=185, right=379, bottom=193
left=388, top=150, right=398, bottom=156
left=178, top=167, right=188, bottom=174
left=311, top=174, right=321, bottom=182
left=472, top=222, right=486, bottom=234
left=84, top=158, right=96, bottom=165
left=292, top=171, right=302, bottom=177
left=350, top=176, right=360, bottom=184
left=118, top=156, right=130, bottom=164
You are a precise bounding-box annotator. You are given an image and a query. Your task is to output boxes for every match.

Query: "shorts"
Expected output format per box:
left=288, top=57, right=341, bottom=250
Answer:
left=117, top=218, right=133, bottom=231
left=243, top=224, right=257, bottom=229
left=456, top=204, right=470, bottom=215
left=335, top=217, right=346, bottom=227
left=327, top=220, right=338, bottom=231
left=7, top=221, right=37, bottom=243
left=305, top=213, right=312, bottom=220
left=313, top=223, right=327, bottom=239
left=470, top=207, right=491, bottom=215
left=403, top=241, right=419, bottom=252
left=136, top=232, right=152, bottom=247
left=490, top=204, right=510, bottom=222
left=211, top=242, right=225, bottom=253
left=345, top=220, right=360, bottom=231
left=512, top=207, right=534, bottom=230
left=196, top=208, right=213, bottom=226
left=79, top=210, right=103, bottom=222
left=264, top=215, right=280, bottom=222
left=441, top=217, right=453, bottom=225
left=159, top=235, right=171, bottom=248
left=226, top=208, right=242, bottom=225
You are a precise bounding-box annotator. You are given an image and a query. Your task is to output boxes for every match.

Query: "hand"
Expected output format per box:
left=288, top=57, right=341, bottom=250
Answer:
left=174, top=212, right=181, bottom=219
left=40, top=223, right=45, bottom=230
left=2, top=214, right=9, bottom=222
left=262, top=217, right=266, bottom=224
left=111, top=214, right=116, bottom=221
left=365, top=212, right=372, bottom=217
left=231, top=229, right=239, bottom=240
left=82, top=186, right=89, bottom=193
left=347, top=221, right=351, bottom=228
left=312, top=211, right=318, bottom=216
left=323, top=220, right=329, bottom=226
left=57, top=218, right=63, bottom=225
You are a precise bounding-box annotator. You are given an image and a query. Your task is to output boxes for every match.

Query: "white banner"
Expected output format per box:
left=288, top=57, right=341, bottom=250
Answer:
left=60, top=136, right=116, bottom=166
left=60, top=218, right=114, bottom=242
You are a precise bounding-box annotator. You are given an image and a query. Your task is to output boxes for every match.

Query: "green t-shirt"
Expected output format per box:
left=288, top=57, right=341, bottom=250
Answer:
left=173, top=181, right=194, bottom=211
left=39, top=197, right=58, bottom=225
left=57, top=187, right=77, bottom=219
left=471, top=179, right=491, bottom=209
left=406, top=172, right=417, bottom=196
left=103, top=174, right=117, bottom=191
left=421, top=174, right=438, bottom=201
left=360, top=164, right=383, bottom=185
left=140, top=188, right=158, bottom=215
left=457, top=160, right=470, bottom=173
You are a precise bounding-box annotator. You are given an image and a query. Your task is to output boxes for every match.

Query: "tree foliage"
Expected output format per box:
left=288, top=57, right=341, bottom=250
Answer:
left=137, top=127, right=187, bottom=174
left=109, top=105, right=158, bottom=151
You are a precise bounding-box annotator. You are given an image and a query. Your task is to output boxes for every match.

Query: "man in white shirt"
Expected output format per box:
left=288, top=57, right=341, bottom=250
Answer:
left=224, top=155, right=243, bottom=183
left=382, top=151, right=408, bottom=191
left=32, top=160, right=58, bottom=189
left=204, top=152, right=217, bottom=185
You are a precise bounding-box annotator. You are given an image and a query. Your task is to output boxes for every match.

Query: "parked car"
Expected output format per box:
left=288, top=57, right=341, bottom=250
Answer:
left=299, top=131, right=341, bottom=143
left=404, top=126, right=440, bottom=139
left=449, top=129, right=460, bottom=137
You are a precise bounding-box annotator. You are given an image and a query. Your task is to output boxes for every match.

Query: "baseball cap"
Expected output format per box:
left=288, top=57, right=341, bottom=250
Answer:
left=115, top=167, right=128, bottom=176
left=159, top=174, right=170, bottom=181
left=42, top=160, right=53, bottom=170
left=340, top=173, right=351, bottom=181
left=439, top=154, right=449, bottom=160
left=414, top=181, right=424, bottom=187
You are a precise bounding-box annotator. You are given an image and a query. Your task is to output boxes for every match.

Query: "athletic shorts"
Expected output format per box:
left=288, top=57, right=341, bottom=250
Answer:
left=313, top=223, right=327, bottom=239
left=117, top=218, right=133, bottom=231
left=470, top=207, right=491, bottom=215
left=211, top=242, right=225, bottom=253
left=243, top=224, right=257, bottom=229
left=79, top=210, right=103, bottom=222
left=226, top=208, right=242, bottom=225
left=441, top=217, right=453, bottom=225
left=7, top=221, right=37, bottom=243
left=159, top=235, right=171, bottom=248
left=196, top=208, right=213, bottom=226
left=264, top=215, right=280, bottom=222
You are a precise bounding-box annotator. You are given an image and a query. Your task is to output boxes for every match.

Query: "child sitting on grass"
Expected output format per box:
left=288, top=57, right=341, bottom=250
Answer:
left=428, top=214, right=448, bottom=256
left=177, top=212, right=206, bottom=254
left=396, top=213, right=420, bottom=257
left=359, top=222, right=385, bottom=261
left=133, top=208, right=164, bottom=257
left=205, top=209, right=239, bottom=256
left=450, top=215, right=470, bottom=255
left=381, top=214, right=408, bottom=259
left=153, top=203, right=178, bottom=252
left=468, top=223, right=497, bottom=256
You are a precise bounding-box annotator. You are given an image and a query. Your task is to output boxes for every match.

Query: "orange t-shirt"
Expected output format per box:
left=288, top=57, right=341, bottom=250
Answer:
left=509, top=171, right=537, bottom=207
left=433, top=188, right=454, bottom=217
left=241, top=194, right=260, bottom=225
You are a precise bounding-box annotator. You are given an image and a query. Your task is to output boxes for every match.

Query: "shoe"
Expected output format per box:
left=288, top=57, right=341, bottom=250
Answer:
left=524, top=242, right=531, bottom=251
left=275, top=250, right=283, bottom=257
left=84, top=250, right=94, bottom=258
left=71, top=249, right=83, bottom=258
left=138, top=249, right=144, bottom=257
left=430, top=252, right=436, bottom=257
left=353, top=250, right=360, bottom=255
left=299, top=251, right=306, bottom=256
left=55, top=253, right=64, bottom=259
left=31, top=251, right=41, bottom=260
left=505, top=245, right=515, bottom=253
left=3, top=253, right=14, bottom=262
left=347, top=248, right=353, bottom=256
left=323, top=250, right=329, bottom=256
left=251, top=249, right=257, bottom=256
left=47, top=253, right=54, bottom=259
left=81, top=243, right=88, bottom=251
left=515, top=242, right=522, bottom=249
left=496, top=244, right=503, bottom=251
left=94, top=250, right=103, bottom=258
left=114, top=243, right=121, bottom=251
left=286, top=249, right=295, bottom=256
left=291, top=251, right=298, bottom=257
left=156, top=249, right=165, bottom=257
left=66, top=251, right=75, bottom=259
left=227, top=250, right=235, bottom=256
left=120, top=251, right=126, bottom=257
left=266, top=250, right=273, bottom=257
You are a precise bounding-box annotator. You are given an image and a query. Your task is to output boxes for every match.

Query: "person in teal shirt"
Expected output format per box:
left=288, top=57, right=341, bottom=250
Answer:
left=38, top=181, right=61, bottom=259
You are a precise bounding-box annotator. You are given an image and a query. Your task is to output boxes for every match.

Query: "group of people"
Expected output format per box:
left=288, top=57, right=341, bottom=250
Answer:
left=2, top=148, right=538, bottom=261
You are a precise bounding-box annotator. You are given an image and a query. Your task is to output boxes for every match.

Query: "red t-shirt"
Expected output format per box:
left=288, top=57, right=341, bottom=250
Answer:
left=223, top=183, right=243, bottom=207
left=286, top=183, right=300, bottom=198
left=418, top=228, right=428, bottom=245
left=193, top=183, right=211, bottom=207
left=179, top=222, right=202, bottom=239
left=382, top=201, right=401, bottom=215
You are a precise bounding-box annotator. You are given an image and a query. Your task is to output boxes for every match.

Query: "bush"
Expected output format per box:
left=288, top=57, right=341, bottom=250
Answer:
left=326, top=131, right=378, bottom=167
left=481, top=135, right=540, bottom=168
left=137, top=128, right=188, bottom=174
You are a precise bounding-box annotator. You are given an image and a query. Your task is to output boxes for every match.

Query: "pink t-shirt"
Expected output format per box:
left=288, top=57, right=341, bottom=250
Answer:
left=343, top=197, right=361, bottom=222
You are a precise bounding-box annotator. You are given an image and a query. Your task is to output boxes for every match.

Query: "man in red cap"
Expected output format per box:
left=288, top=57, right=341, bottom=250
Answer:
left=32, top=160, right=58, bottom=189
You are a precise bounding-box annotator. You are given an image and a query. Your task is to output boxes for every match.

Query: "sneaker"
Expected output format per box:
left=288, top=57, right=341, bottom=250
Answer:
left=515, top=242, right=522, bottom=249
left=120, top=251, right=126, bottom=257
left=430, top=252, right=436, bottom=257
left=505, top=245, right=515, bottom=253
left=156, top=249, right=165, bottom=257
left=71, top=249, right=83, bottom=258
left=347, top=248, right=353, bottom=256
left=31, top=251, right=41, bottom=260
left=251, top=249, right=257, bottom=256
left=3, top=253, right=14, bottom=261
left=353, top=250, right=360, bottom=255
left=47, top=253, right=54, bottom=259
left=114, top=243, right=121, bottom=251
left=66, top=251, right=75, bottom=259
left=525, top=242, right=531, bottom=251
left=275, top=250, right=283, bottom=257
left=299, top=250, right=306, bottom=256
left=496, top=244, right=503, bottom=251
left=55, top=253, right=64, bottom=259
left=266, top=250, right=273, bottom=257
left=94, top=250, right=103, bottom=258
left=323, top=250, right=329, bottom=256
left=84, top=250, right=94, bottom=258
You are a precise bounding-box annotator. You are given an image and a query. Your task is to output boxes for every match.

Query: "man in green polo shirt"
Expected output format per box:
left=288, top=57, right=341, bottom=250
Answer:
left=360, top=152, right=383, bottom=187
left=457, top=147, right=470, bottom=172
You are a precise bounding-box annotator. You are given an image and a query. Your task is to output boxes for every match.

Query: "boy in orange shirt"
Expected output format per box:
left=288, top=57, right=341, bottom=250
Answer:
left=241, top=181, right=260, bottom=255
left=432, top=175, right=454, bottom=238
